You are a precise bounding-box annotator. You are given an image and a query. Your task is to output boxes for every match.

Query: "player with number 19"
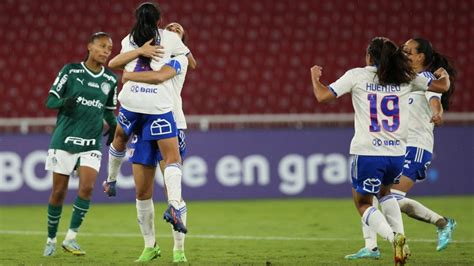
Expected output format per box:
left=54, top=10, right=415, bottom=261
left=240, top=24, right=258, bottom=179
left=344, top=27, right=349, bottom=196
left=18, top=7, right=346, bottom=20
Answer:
left=346, top=38, right=458, bottom=260
left=310, top=37, right=450, bottom=265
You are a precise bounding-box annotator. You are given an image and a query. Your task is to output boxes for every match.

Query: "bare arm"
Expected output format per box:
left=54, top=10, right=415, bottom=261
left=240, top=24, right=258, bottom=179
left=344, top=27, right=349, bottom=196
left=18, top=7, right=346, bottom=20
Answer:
left=427, top=67, right=450, bottom=93
left=310, top=65, right=337, bottom=103
left=429, top=96, right=444, bottom=126
left=108, top=39, right=164, bottom=70
left=187, top=53, right=197, bottom=70
left=122, top=65, right=177, bottom=84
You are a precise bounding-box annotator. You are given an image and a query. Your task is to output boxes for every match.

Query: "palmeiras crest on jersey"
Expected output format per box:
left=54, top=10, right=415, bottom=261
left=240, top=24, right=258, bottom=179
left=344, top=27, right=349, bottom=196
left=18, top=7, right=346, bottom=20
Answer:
left=101, top=82, right=111, bottom=95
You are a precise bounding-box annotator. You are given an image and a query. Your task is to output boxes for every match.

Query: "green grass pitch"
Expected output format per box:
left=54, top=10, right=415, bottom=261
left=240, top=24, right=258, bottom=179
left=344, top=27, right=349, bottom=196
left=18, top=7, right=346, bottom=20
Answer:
left=1, top=196, right=473, bottom=265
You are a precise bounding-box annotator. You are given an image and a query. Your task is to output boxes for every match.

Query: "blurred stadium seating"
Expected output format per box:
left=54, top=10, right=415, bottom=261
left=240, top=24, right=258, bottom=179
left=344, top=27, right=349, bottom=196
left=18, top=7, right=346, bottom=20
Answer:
left=0, top=0, right=472, bottom=118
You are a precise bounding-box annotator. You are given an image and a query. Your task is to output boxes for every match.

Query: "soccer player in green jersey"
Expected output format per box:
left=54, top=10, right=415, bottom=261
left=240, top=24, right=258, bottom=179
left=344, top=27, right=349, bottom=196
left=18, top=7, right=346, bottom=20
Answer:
left=42, top=32, right=118, bottom=257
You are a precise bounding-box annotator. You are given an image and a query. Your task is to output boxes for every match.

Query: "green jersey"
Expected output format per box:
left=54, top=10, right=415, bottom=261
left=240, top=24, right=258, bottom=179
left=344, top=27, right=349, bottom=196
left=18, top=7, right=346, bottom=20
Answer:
left=48, top=62, right=118, bottom=153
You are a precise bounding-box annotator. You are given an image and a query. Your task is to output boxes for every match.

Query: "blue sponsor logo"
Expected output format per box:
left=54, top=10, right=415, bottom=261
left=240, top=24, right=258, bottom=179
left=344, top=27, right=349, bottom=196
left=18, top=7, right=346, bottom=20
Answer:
left=372, top=138, right=401, bottom=147
left=130, top=85, right=158, bottom=94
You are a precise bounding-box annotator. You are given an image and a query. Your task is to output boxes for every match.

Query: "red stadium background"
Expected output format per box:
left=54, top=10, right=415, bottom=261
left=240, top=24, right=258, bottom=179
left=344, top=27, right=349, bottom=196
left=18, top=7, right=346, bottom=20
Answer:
left=0, top=0, right=472, bottom=120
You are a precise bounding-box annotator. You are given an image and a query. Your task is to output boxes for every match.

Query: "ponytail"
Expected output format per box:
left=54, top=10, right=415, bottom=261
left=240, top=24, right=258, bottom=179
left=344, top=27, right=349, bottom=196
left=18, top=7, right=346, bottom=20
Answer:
left=368, top=37, right=415, bottom=85
left=130, top=2, right=161, bottom=47
left=412, top=38, right=457, bottom=110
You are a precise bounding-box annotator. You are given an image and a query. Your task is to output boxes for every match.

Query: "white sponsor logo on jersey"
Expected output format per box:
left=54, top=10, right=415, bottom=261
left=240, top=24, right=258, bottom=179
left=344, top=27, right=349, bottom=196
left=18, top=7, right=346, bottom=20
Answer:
left=76, top=96, right=103, bottom=109
left=76, top=78, right=84, bottom=85
left=103, top=73, right=117, bottom=83
left=88, top=82, right=100, bottom=88
left=69, top=69, right=85, bottom=74
left=64, top=136, right=96, bottom=146
left=56, top=74, right=68, bottom=92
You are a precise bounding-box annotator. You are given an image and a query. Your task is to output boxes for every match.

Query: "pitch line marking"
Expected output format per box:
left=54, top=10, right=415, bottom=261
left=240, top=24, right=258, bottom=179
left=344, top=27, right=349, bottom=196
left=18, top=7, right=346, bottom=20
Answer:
left=0, top=230, right=472, bottom=244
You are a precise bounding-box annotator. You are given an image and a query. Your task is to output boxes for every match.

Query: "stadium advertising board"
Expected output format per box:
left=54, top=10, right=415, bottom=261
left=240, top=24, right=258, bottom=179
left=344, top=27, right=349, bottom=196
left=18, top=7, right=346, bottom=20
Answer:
left=0, top=127, right=473, bottom=205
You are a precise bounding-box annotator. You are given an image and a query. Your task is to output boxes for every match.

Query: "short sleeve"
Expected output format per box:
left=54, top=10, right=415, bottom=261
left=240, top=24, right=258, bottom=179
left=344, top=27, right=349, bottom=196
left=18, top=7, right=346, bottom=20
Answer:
left=169, top=32, right=190, bottom=56
left=328, top=69, right=356, bottom=97
left=120, top=35, right=134, bottom=53
left=425, top=91, right=442, bottom=102
left=411, top=74, right=431, bottom=92
left=49, top=64, right=71, bottom=98
left=166, top=55, right=189, bottom=74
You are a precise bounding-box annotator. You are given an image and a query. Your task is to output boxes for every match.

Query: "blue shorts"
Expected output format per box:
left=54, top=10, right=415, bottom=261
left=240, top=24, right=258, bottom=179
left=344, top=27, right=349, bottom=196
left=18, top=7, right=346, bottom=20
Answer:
left=402, top=146, right=432, bottom=182
left=129, top=129, right=187, bottom=167
left=117, top=107, right=177, bottom=141
left=351, top=155, right=405, bottom=195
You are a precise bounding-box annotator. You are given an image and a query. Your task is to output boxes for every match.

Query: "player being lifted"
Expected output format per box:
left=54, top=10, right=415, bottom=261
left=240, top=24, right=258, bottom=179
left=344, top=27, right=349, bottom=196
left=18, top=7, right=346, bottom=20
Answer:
left=345, top=37, right=457, bottom=260
left=117, top=22, right=193, bottom=263
left=42, top=32, right=117, bottom=257
left=103, top=2, right=195, bottom=262
left=310, top=37, right=450, bottom=265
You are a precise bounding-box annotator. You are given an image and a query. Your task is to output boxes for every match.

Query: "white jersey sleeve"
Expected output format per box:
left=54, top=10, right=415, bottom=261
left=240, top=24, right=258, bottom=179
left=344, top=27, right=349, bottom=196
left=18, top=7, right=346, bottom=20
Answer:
left=118, top=31, right=191, bottom=115
left=167, top=55, right=189, bottom=129
left=120, top=34, right=134, bottom=53
left=420, top=71, right=442, bottom=101
left=328, top=69, right=356, bottom=97
left=149, top=30, right=190, bottom=71
left=410, top=74, right=431, bottom=92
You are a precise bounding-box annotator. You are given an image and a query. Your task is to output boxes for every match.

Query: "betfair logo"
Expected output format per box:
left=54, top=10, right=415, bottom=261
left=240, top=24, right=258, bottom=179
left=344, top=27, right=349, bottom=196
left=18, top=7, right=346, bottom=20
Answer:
left=76, top=96, right=103, bottom=109
left=64, top=137, right=96, bottom=146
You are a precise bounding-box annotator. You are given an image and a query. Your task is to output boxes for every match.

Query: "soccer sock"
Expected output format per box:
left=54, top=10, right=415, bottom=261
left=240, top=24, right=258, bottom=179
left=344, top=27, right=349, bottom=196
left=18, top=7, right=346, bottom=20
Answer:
left=380, top=194, right=404, bottom=234
left=164, top=164, right=182, bottom=209
left=47, top=204, right=62, bottom=240
left=392, top=189, right=444, bottom=226
left=108, top=144, right=126, bottom=182
left=361, top=206, right=394, bottom=243
left=173, top=201, right=187, bottom=251
left=136, top=198, right=156, bottom=248
left=66, top=196, right=90, bottom=240
left=363, top=197, right=379, bottom=250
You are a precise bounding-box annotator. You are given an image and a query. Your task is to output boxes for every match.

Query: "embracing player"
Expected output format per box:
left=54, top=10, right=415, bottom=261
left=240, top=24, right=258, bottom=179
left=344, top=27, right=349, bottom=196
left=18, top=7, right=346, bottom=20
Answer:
left=310, top=37, right=450, bottom=265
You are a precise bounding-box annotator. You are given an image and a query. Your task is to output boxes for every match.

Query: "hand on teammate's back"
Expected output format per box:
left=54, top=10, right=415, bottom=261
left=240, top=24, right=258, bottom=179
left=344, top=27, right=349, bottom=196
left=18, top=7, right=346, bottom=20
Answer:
left=431, top=113, right=443, bottom=126
left=138, top=39, right=164, bottom=61
left=433, top=67, right=448, bottom=79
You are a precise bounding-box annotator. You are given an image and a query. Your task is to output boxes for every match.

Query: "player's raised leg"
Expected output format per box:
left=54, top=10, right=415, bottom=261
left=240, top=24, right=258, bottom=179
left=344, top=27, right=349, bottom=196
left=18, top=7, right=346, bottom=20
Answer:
left=104, top=124, right=129, bottom=196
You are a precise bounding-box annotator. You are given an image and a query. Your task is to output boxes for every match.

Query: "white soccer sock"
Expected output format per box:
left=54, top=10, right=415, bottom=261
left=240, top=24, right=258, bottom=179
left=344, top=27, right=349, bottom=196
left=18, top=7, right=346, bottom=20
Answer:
left=392, top=189, right=444, bottom=225
left=380, top=194, right=404, bottom=234
left=108, top=144, right=126, bottom=182
left=361, top=206, right=394, bottom=243
left=164, top=164, right=182, bottom=209
left=46, top=237, right=57, bottom=244
left=363, top=197, right=379, bottom=250
left=136, top=198, right=156, bottom=248
left=173, top=201, right=187, bottom=251
left=65, top=229, right=77, bottom=241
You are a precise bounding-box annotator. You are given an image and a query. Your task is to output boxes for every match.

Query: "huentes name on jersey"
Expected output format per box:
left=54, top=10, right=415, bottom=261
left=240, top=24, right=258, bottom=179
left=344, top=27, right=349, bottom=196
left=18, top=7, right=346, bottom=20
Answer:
left=366, top=83, right=401, bottom=93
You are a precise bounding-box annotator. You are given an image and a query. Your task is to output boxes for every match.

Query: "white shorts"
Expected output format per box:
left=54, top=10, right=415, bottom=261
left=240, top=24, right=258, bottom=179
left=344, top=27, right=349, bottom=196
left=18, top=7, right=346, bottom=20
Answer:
left=45, top=149, right=102, bottom=175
